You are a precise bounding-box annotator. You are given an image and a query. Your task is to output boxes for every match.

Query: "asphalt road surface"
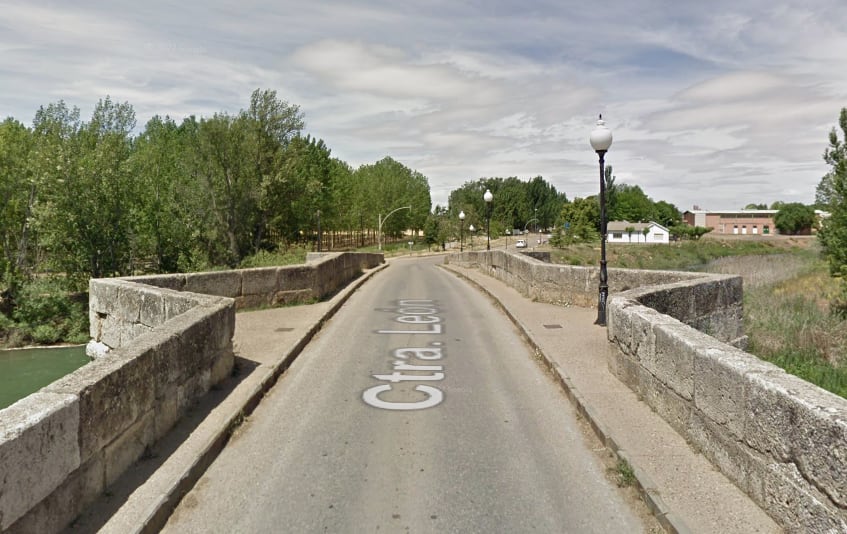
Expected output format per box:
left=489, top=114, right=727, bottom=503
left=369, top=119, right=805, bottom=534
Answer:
left=162, top=256, right=647, bottom=533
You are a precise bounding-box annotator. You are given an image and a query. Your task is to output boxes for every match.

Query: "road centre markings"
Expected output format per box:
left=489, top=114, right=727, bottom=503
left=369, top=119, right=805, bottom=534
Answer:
left=362, top=299, right=445, bottom=411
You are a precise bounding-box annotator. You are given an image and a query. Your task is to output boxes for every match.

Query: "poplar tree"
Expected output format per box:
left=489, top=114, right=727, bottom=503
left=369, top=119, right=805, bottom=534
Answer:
left=817, top=108, right=847, bottom=314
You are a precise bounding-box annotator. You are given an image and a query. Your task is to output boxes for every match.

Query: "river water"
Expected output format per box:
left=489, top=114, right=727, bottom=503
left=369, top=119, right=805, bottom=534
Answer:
left=0, top=345, right=89, bottom=410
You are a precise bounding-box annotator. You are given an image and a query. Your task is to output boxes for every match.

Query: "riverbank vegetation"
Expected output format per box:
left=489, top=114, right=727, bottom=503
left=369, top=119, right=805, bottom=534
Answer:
left=552, top=237, right=846, bottom=398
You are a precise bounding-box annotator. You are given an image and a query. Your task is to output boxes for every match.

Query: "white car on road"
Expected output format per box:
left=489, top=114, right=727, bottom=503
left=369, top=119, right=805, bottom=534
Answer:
left=515, top=239, right=527, bottom=248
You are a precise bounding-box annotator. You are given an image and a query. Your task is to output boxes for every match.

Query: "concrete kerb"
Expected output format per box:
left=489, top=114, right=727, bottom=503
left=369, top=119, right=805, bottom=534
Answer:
left=115, top=262, right=389, bottom=534
left=439, top=264, right=692, bottom=534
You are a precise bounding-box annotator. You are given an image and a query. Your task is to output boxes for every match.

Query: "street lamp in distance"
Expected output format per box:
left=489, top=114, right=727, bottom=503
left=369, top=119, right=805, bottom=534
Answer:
left=590, top=114, right=613, bottom=326
left=459, top=210, right=466, bottom=252
left=469, top=224, right=475, bottom=250
left=484, top=189, right=493, bottom=251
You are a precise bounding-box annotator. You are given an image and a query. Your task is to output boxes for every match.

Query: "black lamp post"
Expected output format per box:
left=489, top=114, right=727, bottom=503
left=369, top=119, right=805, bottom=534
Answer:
left=484, top=189, right=493, bottom=250
left=459, top=210, right=465, bottom=252
left=590, top=115, right=613, bottom=326
left=316, top=209, right=322, bottom=252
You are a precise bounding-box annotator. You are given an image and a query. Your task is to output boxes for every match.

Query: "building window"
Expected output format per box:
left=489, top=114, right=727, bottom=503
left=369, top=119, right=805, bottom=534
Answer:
left=753, top=225, right=758, bottom=234
left=612, top=233, right=622, bottom=239
left=764, top=225, right=770, bottom=234
left=733, top=225, right=739, bottom=234
left=742, top=225, right=747, bottom=234
left=654, top=233, right=664, bottom=241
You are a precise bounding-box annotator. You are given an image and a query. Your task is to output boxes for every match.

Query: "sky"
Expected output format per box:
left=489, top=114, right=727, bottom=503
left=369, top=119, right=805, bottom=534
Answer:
left=2, top=0, right=846, bottom=212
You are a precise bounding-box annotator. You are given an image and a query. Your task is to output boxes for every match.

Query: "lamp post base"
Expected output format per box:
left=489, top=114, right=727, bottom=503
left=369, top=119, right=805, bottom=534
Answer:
left=595, top=284, right=608, bottom=326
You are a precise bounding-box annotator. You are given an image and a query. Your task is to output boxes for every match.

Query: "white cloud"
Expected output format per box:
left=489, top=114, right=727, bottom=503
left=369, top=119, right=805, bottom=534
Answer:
left=0, top=0, right=844, bottom=211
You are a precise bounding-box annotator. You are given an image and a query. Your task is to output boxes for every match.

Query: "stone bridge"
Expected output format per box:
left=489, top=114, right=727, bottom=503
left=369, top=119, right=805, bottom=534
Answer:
left=0, top=250, right=844, bottom=532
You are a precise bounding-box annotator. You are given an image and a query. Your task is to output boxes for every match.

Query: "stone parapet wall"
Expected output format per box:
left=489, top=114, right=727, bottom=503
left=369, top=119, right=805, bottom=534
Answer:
left=1, top=289, right=234, bottom=533
left=451, top=249, right=846, bottom=532
left=608, top=292, right=846, bottom=532
left=0, top=252, right=382, bottom=533
left=122, top=251, right=383, bottom=312
left=451, top=251, right=732, bottom=337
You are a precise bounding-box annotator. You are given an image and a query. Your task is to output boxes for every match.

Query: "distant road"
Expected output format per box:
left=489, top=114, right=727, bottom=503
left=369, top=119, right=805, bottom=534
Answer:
left=162, top=255, right=646, bottom=533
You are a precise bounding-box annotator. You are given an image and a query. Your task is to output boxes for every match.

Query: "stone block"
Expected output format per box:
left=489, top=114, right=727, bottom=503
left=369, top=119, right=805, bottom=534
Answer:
left=210, top=346, right=235, bottom=385
left=650, top=322, right=704, bottom=400
left=158, top=311, right=214, bottom=381
left=45, top=348, right=156, bottom=463
left=278, top=265, right=316, bottom=291
left=235, top=294, right=270, bottom=310
left=144, top=330, right=183, bottom=396
left=7, top=451, right=105, bottom=534
left=88, top=279, right=121, bottom=317
left=744, top=369, right=804, bottom=463
left=241, top=267, right=280, bottom=297
left=717, top=276, right=743, bottom=308
left=163, top=292, right=199, bottom=320
left=129, top=273, right=186, bottom=291
left=749, top=458, right=847, bottom=533
left=690, top=304, right=744, bottom=343
left=608, top=346, right=640, bottom=392
left=606, top=299, right=634, bottom=356
left=693, top=346, right=773, bottom=440
left=88, top=280, right=121, bottom=339
left=154, top=384, right=180, bottom=441
left=135, top=285, right=166, bottom=328
left=687, top=410, right=757, bottom=496
left=177, top=368, right=211, bottom=413
left=272, top=289, right=314, bottom=306
left=104, top=409, right=156, bottom=487
left=93, top=313, right=122, bottom=348
left=208, top=302, right=236, bottom=351
left=184, top=270, right=242, bottom=298
left=128, top=321, right=154, bottom=344
left=691, top=279, right=722, bottom=315
left=0, top=392, right=81, bottom=531
left=638, top=368, right=692, bottom=436
left=629, top=306, right=667, bottom=363
left=115, top=283, right=143, bottom=324
left=788, top=380, right=847, bottom=508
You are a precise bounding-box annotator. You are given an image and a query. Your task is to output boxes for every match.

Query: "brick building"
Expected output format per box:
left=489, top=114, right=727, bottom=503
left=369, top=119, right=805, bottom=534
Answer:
left=683, top=209, right=777, bottom=236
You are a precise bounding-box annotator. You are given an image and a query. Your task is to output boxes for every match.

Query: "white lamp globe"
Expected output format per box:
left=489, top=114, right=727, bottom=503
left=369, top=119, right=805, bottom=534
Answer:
left=589, top=115, right=613, bottom=152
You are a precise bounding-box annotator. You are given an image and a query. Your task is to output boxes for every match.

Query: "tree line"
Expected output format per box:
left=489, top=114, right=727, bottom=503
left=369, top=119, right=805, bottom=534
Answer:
left=0, top=89, right=432, bottom=289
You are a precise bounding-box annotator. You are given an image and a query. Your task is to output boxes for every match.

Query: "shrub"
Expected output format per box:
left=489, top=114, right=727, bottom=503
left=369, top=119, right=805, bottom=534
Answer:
left=11, top=277, right=89, bottom=345
left=30, top=324, right=62, bottom=344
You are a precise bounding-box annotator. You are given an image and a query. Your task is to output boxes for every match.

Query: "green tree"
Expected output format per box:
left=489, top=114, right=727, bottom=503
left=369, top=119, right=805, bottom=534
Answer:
left=527, top=175, right=566, bottom=231
left=191, top=112, right=254, bottom=266
left=670, top=225, right=712, bottom=240
left=774, top=203, right=816, bottom=235
left=625, top=225, right=636, bottom=243
left=34, top=98, right=137, bottom=282
left=355, top=157, right=431, bottom=238
left=130, top=115, right=202, bottom=272
left=555, top=197, right=599, bottom=244
left=614, top=184, right=654, bottom=222
left=448, top=175, right=566, bottom=233
left=0, top=118, right=35, bottom=290
left=817, top=108, right=847, bottom=314
left=245, top=88, right=305, bottom=251
left=653, top=200, right=681, bottom=227
left=744, top=203, right=768, bottom=210
left=273, top=135, right=333, bottom=247
left=604, top=165, right=618, bottom=221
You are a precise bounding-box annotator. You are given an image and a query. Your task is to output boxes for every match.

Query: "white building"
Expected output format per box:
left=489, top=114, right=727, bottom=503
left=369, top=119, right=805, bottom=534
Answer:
left=607, top=221, right=670, bottom=244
